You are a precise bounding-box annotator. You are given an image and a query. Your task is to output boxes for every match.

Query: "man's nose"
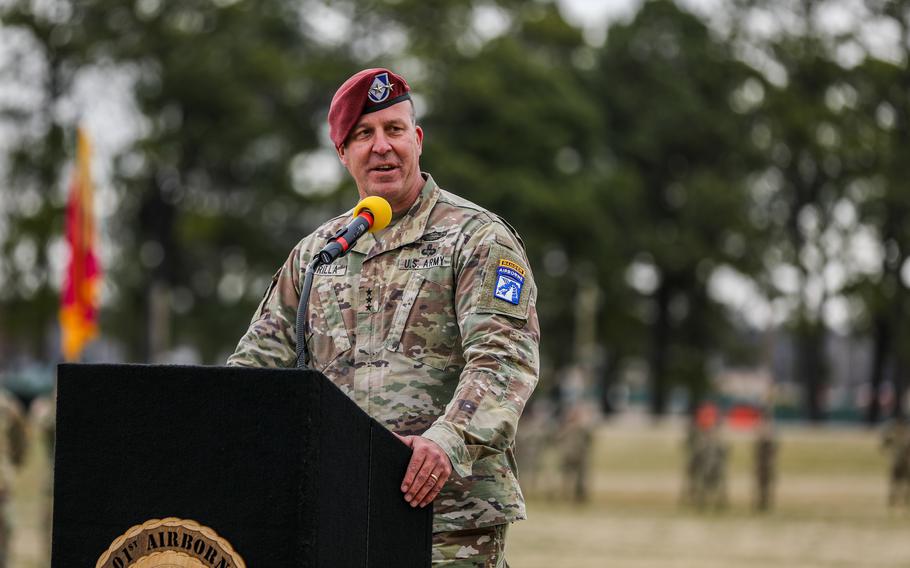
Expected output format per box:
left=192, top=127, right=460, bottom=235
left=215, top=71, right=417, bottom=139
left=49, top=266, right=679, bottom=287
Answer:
left=371, top=131, right=393, bottom=154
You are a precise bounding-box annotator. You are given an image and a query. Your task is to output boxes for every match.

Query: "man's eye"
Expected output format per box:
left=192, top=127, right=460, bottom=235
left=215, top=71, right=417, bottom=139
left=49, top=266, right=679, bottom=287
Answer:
left=354, top=129, right=370, bottom=139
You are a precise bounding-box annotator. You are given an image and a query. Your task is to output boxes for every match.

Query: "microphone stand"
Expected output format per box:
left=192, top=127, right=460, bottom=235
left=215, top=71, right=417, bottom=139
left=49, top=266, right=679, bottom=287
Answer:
left=293, top=196, right=390, bottom=369
left=295, top=256, right=324, bottom=369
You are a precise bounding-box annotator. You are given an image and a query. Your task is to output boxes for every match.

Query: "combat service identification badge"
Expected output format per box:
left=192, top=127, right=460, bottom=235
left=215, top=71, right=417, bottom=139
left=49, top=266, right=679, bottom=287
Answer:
left=493, top=259, right=525, bottom=305
left=96, top=517, right=245, bottom=568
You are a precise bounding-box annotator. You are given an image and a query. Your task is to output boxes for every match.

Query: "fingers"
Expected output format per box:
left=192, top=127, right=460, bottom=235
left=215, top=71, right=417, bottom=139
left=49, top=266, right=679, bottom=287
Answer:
left=404, top=458, right=445, bottom=507
left=414, top=466, right=448, bottom=507
left=401, top=445, right=427, bottom=496
left=400, top=437, right=453, bottom=508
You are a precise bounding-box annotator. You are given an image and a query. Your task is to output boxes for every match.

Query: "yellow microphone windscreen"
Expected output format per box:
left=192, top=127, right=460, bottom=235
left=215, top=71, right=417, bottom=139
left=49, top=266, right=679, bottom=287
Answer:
left=354, top=196, right=393, bottom=232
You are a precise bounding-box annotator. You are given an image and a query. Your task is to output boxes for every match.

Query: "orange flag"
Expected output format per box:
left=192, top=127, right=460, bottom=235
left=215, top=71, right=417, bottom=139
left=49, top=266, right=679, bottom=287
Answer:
left=60, top=127, right=102, bottom=361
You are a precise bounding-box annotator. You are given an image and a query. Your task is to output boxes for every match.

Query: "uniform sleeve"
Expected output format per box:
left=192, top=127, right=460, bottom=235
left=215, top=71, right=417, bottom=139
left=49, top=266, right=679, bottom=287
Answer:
left=226, top=242, right=305, bottom=368
left=421, top=221, right=540, bottom=478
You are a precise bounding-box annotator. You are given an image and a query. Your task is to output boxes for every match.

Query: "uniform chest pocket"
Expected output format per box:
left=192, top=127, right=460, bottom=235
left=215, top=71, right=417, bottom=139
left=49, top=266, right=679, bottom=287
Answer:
left=385, top=271, right=460, bottom=371
left=307, top=281, right=353, bottom=369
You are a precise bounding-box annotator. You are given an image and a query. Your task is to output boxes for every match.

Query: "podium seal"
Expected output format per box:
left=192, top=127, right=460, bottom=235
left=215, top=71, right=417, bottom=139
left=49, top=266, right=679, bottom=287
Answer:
left=96, top=517, right=246, bottom=568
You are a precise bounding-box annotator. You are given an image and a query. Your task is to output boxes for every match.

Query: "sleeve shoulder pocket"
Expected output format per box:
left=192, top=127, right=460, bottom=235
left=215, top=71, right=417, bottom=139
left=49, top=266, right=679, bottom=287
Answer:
left=475, top=241, right=533, bottom=320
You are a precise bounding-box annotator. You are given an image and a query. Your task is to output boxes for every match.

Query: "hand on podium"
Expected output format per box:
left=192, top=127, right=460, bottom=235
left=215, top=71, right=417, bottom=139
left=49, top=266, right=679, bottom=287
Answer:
left=395, top=434, right=452, bottom=508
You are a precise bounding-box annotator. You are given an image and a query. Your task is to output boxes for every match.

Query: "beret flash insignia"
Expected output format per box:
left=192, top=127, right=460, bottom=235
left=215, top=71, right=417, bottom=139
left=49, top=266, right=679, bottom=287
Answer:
left=368, top=72, right=393, bottom=103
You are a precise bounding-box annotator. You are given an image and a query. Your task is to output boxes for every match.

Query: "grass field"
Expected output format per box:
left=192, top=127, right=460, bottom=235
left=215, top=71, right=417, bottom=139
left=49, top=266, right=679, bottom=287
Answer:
left=9, top=416, right=910, bottom=567
left=510, top=417, right=910, bottom=567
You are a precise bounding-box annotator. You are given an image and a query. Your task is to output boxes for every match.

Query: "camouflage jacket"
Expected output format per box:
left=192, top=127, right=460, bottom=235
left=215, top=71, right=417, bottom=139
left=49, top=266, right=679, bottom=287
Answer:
left=0, top=389, right=25, bottom=494
left=229, top=174, right=540, bottom=532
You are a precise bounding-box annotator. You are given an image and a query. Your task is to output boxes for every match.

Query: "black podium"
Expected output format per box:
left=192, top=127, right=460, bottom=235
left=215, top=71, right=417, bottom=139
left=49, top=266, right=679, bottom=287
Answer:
left=52, top=364, right=432, bottom=567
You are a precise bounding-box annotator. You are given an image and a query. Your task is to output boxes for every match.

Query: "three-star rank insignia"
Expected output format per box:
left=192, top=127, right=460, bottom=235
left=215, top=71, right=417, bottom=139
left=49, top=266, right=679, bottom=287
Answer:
left=368, top=72, right=393, bottom=103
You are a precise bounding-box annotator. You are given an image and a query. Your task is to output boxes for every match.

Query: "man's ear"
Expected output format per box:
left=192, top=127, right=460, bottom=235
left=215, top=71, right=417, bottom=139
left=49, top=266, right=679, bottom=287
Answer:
left=336, top=144, right=348, bottom=167
left=415, top=125, right=423, bottom=156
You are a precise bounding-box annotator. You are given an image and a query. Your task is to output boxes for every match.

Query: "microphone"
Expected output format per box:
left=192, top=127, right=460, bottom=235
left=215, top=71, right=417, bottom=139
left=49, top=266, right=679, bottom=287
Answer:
left=316, top=196, right=393, bottom=265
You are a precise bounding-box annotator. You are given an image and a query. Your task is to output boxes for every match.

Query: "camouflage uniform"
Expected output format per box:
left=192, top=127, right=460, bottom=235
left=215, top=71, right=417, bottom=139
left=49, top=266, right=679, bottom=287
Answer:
left=0, top=390, right=26, bottom=568
left=693, top=428, right=729, bottom=510
left=514, top=403, right=554, bottom=498
left=431, top=524, right=507, bottom=567
left=753, top=425, right=777, bottom=512
left=680, top=423, right=699, bottom=506
left=229, top=174, right=540, bottom=536
left=556, top=402, right=594, bottom=503
left=31, top=392, right=56, bottom=561
left=882, top=418, right=910, bottom=508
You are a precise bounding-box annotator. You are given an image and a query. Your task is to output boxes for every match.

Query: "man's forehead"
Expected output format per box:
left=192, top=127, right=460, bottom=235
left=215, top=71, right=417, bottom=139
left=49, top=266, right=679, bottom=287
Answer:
left=352, top=102, right=412, bottom=129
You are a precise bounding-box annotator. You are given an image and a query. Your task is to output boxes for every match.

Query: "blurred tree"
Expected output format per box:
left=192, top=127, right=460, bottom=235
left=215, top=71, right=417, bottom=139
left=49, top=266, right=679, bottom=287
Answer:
left=0, top=15, right=72, bottom=360
left=845, top=0, right=910, bottom=423
left=744, top=0, right=858, bottom=422
left=1, top=0, right=350, bottom=362
left=412, top=2, right=625, bottom=405
left=589, top=0, right=766, bottom=416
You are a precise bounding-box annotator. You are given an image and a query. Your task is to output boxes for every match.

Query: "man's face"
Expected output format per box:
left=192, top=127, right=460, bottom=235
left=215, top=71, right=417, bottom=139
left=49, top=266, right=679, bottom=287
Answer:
left=337, top=101, right=424, bottom=214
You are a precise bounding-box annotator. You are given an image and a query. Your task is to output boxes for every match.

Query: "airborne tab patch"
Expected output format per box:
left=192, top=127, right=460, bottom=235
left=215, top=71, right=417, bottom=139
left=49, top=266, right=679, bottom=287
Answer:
left=493, top=259, right=525, bottom=305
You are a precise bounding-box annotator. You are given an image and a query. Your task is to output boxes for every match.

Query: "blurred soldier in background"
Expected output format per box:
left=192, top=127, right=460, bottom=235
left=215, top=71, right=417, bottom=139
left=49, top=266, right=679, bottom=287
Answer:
left=695, top=424, right=729, bottom=510
left=0, top=389, right=26, bottom=568
left=881, top=416, right=910, bottom=509
left=753, top=418, right=778, bottom=512
left=556, top=401, right=596, bottom=503
left=681, top=420, right=701, bottom=507
left=682, top=402, right=729, bottom=511
left=31, top=391, right=56, bottom=560
left=515, top=400, right=556, bottom=498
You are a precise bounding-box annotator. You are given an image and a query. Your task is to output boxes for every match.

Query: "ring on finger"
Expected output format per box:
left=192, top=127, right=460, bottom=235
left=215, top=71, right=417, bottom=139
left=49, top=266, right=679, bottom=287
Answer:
left=429, top=473, right=439, bottom=483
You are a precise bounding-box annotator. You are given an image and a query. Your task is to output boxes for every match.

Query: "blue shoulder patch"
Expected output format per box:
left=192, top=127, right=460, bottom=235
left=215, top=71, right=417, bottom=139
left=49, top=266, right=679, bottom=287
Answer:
left=493, top=259, right=525, bottom=305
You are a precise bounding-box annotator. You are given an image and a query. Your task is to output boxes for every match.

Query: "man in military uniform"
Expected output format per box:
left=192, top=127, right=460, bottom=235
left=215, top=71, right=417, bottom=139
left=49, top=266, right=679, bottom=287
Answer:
left=680, top=420, right=701, bottom=507
left=696, top=425, right=729, bottom=510
left=229, top=68, right=539, bottom=566
left=881, top=416, right=910, bottom=509
left=753, top=419, right=778, bottom=512
left=515, top=400, right=555, bottom=498
left=30, top=391, right=56, bottom=562
left=556, top=400, right=595, bottom=503
left=682, top=403, right=728, bottom=511
left=0, top=389, right=26, bottom=568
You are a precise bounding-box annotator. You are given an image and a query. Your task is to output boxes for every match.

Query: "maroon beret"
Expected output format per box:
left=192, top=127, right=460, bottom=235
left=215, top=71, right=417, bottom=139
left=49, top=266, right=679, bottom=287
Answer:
left=328, top=68, right=411, bottom=148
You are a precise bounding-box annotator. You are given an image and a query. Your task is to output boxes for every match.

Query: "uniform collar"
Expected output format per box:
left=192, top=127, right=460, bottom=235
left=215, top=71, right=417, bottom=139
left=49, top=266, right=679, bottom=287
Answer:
left=351, top=173, right=439, bottom=259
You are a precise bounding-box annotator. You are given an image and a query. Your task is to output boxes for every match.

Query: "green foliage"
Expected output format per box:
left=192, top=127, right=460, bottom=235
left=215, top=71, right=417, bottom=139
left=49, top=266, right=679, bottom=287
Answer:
left=1, top=0, right=350, bottom=361
left=418, top=2, right=609, bottom=381
left=2, top=0, right=908, bottom=422
left=589, top=0, right=764, bottom=412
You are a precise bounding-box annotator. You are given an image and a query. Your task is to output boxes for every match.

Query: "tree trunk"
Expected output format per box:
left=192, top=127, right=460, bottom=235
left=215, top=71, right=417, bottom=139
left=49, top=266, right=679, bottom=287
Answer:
left=799, top=327, right=826, bottom=422
left=598, top=348, right=620, bottom=415
left=649, top=280, right=672, bottom=417
left=890, top=278, right=907, bottom=420
left=139, top=180, right=178, bottom=361
left=892, top=355, right=906, bottom=420
left=866, top=316, right=891, bottom=425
